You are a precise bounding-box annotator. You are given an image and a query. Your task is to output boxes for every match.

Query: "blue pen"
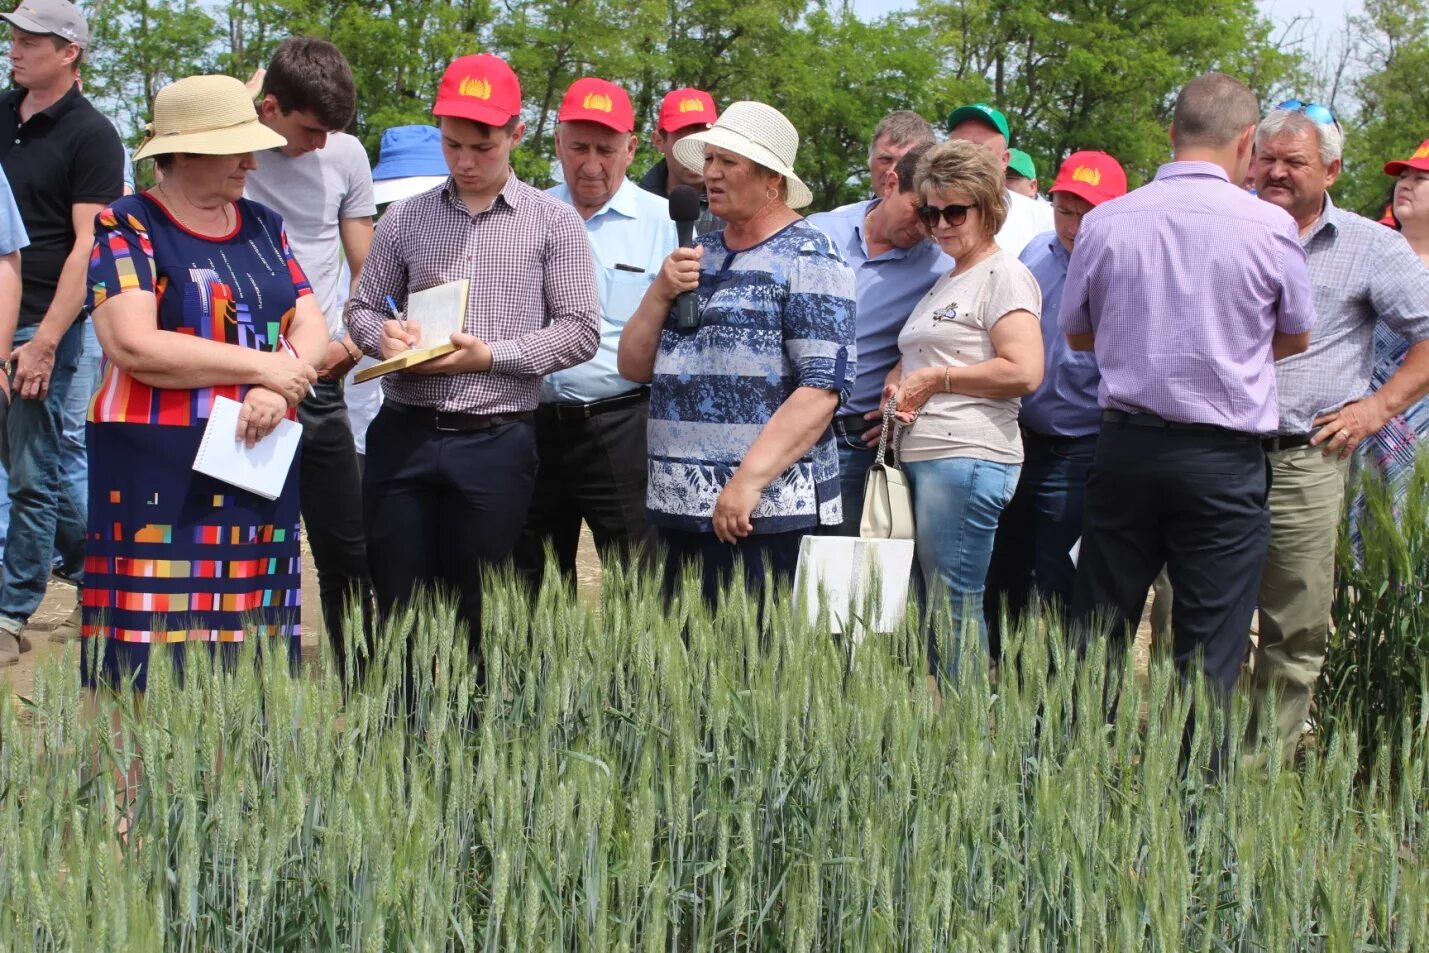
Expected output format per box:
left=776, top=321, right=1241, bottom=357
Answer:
left=385, top=294, right=414, bottom=350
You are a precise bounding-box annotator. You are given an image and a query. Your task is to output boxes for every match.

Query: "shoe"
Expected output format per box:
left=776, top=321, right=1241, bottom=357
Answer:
left=51, top=565, right=82, bottom=587
left=0, top=628, right=18, bottom=666
left=18, top=631, right=31, bottom=653
left=48, top=603, right=81, bottom=643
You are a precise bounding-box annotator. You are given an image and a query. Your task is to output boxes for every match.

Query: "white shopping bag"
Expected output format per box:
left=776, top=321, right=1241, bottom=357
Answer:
left=793, top=535, right=916, bottom=644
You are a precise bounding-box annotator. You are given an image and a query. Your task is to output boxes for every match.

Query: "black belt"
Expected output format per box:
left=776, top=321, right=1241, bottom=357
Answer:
left=1261, top=433, right=1314, bottom=452
left=386, top=401, right=533, bottom=433
left=537, top=387, right=649, bottom=424
left=833, top=413, right=873, bottom=437
left=1021, top=427, right=1097, bottom=447
left=1102, top=410, right=1255, bottom=440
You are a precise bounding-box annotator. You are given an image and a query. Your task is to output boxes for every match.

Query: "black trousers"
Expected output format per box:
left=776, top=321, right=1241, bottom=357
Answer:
left=297, top=378, right=372, bottom=674
left=362, top=407, right=538, bottom=668
left=657, top=526, right=804, bottom=612
left=1072, top=419, right=1270, bottom=698
left=513, top=397, right=653, bottom=587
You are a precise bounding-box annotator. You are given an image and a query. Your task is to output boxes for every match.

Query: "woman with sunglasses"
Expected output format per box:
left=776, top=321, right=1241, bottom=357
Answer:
left=884, top=139, right=1044, bottom=675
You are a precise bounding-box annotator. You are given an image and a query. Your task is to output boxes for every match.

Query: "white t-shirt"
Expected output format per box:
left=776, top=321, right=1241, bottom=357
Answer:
left=896, top=249, right=1042, bottom=465
left=995, top=189, right=1054, bottom=257
left=245, top=132, right=377, bottom=339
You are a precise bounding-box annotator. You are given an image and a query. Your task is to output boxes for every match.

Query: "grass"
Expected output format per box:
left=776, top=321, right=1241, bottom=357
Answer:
left=0, top=557, right=1424, bottom=951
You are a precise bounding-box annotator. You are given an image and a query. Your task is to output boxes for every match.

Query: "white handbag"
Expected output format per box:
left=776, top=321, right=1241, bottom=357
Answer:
left=859, top=397, right=914, bottom=540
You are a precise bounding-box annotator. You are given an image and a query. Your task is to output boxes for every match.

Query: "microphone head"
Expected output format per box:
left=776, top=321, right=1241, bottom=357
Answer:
left=668, top=185, right=702, bottom=223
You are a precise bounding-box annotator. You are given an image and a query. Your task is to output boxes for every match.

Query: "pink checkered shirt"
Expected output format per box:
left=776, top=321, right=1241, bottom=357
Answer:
left=347, top=172, right=599, bottom=414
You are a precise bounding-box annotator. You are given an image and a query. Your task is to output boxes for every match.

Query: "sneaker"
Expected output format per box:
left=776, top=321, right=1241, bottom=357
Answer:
left=47, top=603, right=81, bottom=643
left=0, top=628, right=18, bottom=666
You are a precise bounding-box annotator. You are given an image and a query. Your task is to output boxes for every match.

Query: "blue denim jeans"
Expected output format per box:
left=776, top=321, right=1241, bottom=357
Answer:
left=58, top=319, right=103, bottom=540
left=984, top=431, right=1097, bottom=656
left=0, top=321, right=87, bottom=630
left=829, top=436, right=878, bottom=537
left=905, top=455, right=1020, bottom=676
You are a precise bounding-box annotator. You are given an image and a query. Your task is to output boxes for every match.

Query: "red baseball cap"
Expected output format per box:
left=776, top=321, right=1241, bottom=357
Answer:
left=433, top=54, right=521, bottom=127
left=1384, top=138, right=1429, bottom=176
left=1049, top=151, right=1128, bottom=207
left=557, top=77, right=634, bottom=133
left=658, top=88, right=717, bottom=133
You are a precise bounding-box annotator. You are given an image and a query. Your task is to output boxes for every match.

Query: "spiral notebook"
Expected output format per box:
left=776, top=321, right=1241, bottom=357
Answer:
left=192, top=395, right=303, bottom=500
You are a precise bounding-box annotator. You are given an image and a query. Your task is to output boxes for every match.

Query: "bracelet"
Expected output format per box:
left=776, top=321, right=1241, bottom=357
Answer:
left=943, top=366, right=952, bottom=393
left=341, top=339, right=360, bottom=362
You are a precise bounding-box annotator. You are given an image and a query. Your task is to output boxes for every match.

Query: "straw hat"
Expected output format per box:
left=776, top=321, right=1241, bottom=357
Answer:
left=133, top=74, right=287, bottom=161
left=672, top=101, right=812, bottom=209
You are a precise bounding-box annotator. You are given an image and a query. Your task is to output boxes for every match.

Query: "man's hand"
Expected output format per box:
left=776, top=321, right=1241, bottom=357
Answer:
left=319, top=339, right=359, bottom=380
left=11, top=334, right=57, bottom=400
left=1311, top=397, right=1391, bottom=460
left=380, top=318, right=419, bottom=359
left=861, top=407, right=883, bottom=447
left=712, top=472, right=763, bottom=544
left=236, top=386, right=289, bottom=448
left=412, top=332, right=493, bottom=375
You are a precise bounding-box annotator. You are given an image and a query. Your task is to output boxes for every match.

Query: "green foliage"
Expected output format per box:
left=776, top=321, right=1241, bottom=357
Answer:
left=1334, top=0, right=1429, bottom=218
left=72, top=0, right=1313, bottom=206
left=1322, top=452, right=1429, bottom=779
left=2, top=564, right=1426, bottom=949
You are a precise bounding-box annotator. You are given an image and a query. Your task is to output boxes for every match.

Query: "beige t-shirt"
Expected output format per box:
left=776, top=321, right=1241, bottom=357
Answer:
left=896, top=249, right=1042, bottom=465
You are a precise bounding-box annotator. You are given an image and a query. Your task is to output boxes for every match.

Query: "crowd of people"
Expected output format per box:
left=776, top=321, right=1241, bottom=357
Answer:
left=4, top=0, right=1429, bottom=761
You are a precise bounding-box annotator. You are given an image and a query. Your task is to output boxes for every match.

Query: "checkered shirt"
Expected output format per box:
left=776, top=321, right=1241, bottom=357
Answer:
left=347, top=173, right=599, bottom=414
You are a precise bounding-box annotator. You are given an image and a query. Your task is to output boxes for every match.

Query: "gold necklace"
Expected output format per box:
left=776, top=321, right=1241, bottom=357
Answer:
left=155, top=183, right=231, bottom=236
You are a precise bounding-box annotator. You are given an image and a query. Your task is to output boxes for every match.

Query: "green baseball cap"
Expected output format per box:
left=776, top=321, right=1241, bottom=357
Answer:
left=1007, top=149, right=1037, bottom=181
left=946, top=102, right=1009, bottom=140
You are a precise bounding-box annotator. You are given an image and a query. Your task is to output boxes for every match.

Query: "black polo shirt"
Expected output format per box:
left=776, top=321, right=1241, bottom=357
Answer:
left=0, top=83, right=125, bottom=328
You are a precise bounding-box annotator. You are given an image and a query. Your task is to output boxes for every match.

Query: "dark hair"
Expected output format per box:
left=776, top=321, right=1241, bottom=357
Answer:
left=261, top=37, right=356, bottom=131
left=154, top=153, right=177, bottom=172
left=892, top=143, right=931, bottom=193
left=1173, top=72, right=1260, bottom=150
left=47, top=33, right=82, bottom=68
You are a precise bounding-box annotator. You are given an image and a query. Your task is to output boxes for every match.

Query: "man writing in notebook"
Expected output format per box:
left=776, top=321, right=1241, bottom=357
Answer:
left=346, top=54, right=598, bottom=674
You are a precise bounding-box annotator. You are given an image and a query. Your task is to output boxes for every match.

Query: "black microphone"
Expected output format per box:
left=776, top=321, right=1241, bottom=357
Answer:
left=668, top=185, right=703, bottom=332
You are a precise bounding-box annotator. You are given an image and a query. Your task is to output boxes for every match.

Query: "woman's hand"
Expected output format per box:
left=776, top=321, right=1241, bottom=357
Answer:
left=236, top=386, right=289, bottom=448
left=712, top=472, right=762, bottom=544
left=653, top=246, right=703, bottom=304
left=890, top=367, right=943, bottom=423
left=257, top=350, right=318, bottom=407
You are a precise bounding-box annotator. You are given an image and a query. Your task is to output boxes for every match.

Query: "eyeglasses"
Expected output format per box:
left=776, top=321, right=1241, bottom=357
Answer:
left=916, top=202, right=973, bottom=228
left=1276, top=99, right=1339, bottom=129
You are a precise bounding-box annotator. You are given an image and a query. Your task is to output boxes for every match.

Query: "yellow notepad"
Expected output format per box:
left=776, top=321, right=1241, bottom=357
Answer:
left=353, top=279, right=470, bottom=383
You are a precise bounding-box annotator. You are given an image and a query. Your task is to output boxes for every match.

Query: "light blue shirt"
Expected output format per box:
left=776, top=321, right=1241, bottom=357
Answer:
left=543, top=178, right=677, bottom=403
left=1018, top=231, right=1101, bottom=437
left=0, top=166, right=28, bottom=255
left=806, top=199, right=950, bottom=415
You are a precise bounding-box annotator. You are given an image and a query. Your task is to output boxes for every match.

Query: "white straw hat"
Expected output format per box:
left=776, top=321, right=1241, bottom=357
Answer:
left=672, top=100, right=813, bottom=209
left=133, top=74, right=287, bottom=161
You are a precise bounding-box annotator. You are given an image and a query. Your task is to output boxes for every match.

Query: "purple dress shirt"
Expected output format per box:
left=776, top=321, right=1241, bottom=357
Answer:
left=1058, top=161, right=1315, bottom=434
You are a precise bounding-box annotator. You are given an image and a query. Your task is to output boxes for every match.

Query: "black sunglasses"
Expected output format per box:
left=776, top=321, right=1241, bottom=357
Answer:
left=917, top=202, right=974, bottom=228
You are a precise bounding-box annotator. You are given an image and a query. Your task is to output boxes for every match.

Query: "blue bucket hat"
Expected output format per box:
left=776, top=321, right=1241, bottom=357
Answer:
left=371, top=125, right=448, bottom=205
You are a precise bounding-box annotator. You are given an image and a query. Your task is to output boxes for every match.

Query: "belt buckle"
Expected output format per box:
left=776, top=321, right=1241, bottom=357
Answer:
left=434, top=411, right=463, bottom=433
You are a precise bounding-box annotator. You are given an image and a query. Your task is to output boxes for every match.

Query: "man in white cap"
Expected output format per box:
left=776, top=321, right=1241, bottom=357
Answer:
left=0, top=0, right=125, bottom=663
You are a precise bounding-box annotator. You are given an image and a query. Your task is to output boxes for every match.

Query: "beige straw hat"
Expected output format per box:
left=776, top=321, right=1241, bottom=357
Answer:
left=672, top=100, right=813, bottom=209
left=133, top=74, right=287, bottom=161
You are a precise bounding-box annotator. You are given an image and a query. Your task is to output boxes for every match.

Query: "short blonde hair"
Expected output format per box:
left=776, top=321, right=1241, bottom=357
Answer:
left=913, top=139, right=1009, bottom=240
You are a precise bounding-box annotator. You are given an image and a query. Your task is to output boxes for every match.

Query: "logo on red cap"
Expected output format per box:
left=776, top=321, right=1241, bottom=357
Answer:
left=1071, top=166, right=1101, bottom=187
left=434, top=54, right=521, bottom=127
left=558, top=78, right=633, bottom=133
left=1050, top=151, right=1127, bottom=206
left=658, top=88, right=717, bottom=133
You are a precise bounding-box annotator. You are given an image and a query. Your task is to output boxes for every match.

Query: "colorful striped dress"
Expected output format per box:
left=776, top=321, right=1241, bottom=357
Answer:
left=81, top=193, right=309, bottom=688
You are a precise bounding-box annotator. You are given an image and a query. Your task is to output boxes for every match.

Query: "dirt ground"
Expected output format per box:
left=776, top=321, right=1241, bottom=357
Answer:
left=4, top=526, right=1149, bottom=699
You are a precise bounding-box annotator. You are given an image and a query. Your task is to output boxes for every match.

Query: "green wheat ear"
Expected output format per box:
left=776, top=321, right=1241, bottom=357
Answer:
left=1, top=524, right=1426, bottom=949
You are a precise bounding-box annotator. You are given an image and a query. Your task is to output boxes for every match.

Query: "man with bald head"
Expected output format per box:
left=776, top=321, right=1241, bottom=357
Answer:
left=946, top=102, right=1052, bottom=255
left=1059, top=73, right=1315, bottom=733
left=1249, top=103, right=1429, bottom=761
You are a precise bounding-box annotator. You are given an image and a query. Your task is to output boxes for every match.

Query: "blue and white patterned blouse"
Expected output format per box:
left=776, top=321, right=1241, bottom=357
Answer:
left=647, top=219, right=857, bottom=534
